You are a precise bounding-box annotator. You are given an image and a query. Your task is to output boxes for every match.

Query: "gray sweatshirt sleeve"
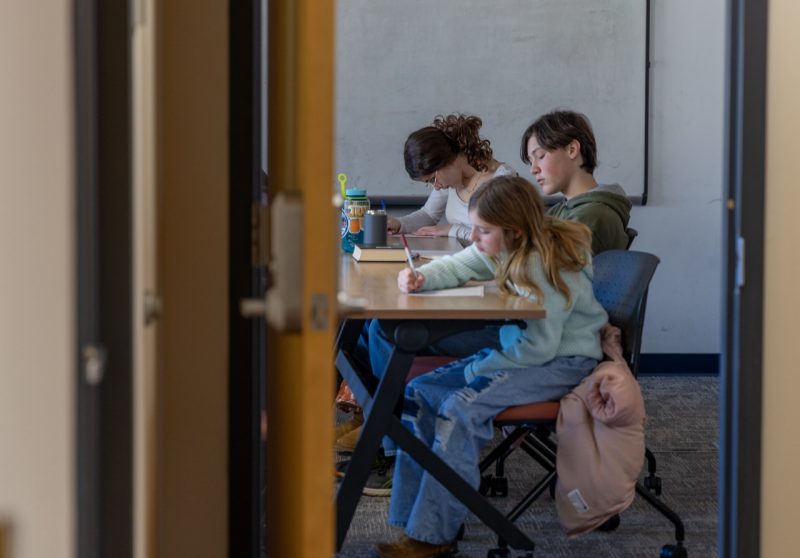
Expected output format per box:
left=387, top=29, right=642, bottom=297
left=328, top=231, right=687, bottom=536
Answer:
left=449, top=222, right=473, bottom=242
left=397, top=188, right=447, bottom=234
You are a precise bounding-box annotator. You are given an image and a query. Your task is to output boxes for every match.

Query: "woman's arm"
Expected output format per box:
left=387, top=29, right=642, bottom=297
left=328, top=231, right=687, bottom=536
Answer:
left=396, top=188, right=447, bottom=233
left=448, top=222, right=472, bottom=241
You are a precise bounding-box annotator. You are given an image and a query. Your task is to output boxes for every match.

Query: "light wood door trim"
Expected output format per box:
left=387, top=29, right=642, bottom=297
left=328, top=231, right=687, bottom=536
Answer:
left=267, top=0, right=336, bottom=555
left=132, top=0, right=158, bottom=557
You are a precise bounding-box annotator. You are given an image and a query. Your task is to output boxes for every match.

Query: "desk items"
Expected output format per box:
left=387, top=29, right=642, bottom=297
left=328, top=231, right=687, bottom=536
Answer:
left=363, top=209, right=388, bottom=246
left=399, top=234, right=418, bottom=278
left=351, top=244, right=411, bottom=262
left=339, top=172, right=370, bottom=253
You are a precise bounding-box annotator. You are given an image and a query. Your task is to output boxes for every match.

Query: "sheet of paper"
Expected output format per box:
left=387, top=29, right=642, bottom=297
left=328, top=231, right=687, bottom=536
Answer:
left=417, top=250, right=454, bottom=260
left=389, top=233, right=439, bottom=238
left=409, top=285, right=485, bottom=297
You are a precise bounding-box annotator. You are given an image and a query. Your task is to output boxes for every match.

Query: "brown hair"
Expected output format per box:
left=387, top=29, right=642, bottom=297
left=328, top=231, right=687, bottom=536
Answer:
left=520, top=110, right=598, bottom=174
left=404, top=114, right=493, bottom=178
left=468, top=175, right=592, bottom=307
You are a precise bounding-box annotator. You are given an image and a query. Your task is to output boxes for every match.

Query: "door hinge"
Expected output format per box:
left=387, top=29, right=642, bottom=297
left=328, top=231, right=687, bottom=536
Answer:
left=310, top=293, right=329, bottom=331
left=82, top=344, right=107, bottom=386
left=144, top=290, right=163, bottom=324
left=735, top=236, right=745, bottom=289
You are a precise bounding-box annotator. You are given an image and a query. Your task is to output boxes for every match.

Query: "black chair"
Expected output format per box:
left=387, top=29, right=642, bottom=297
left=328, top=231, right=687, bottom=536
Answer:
left=475, top=250, right=687, bottom=558
left=625, top=226, right=639, bottom=249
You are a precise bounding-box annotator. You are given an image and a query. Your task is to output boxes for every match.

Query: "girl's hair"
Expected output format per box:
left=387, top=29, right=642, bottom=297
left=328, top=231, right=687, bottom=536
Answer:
left=468, top=175, right=592, bottom=306
left=519, top=110, right=598, bottom=174
left=404, top=114, right=493, bottom=179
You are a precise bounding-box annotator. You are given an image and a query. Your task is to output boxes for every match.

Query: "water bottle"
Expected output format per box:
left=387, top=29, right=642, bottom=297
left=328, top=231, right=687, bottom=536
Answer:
left=341, top=187, right=369, bottom=253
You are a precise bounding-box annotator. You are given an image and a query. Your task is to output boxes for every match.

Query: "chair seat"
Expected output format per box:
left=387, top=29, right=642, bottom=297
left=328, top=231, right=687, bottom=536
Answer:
left=495, top=401, right=560, bottom=423
left=407, top=356, right=560, bottom=423
left=406, top=355, right=460, bottom=382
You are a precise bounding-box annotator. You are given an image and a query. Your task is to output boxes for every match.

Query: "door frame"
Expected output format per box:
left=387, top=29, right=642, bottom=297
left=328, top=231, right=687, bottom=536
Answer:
left=74, top=0, right=134, bottom=556
left=720, top=0, right=768, bottom=555
left=228, top=0, right=266, bottom=556
left=71, top=0, right=775, bottom=554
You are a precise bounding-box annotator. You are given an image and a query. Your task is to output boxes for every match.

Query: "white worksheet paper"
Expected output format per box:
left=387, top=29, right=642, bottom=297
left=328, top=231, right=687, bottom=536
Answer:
left=409, top=285, right=485, bottom=297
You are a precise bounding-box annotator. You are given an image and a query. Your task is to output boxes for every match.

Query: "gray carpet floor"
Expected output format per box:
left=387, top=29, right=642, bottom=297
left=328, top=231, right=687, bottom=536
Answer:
left=336, top=375, right=718, bottom=558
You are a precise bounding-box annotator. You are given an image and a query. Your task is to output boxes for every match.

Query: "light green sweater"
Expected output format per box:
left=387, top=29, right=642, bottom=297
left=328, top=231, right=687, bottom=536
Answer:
left=416, top=245, right=607, bottom=381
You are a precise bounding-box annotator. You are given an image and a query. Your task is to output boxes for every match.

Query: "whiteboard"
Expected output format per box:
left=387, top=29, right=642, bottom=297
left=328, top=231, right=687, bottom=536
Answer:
left=335, top=0, right=647, bottom=200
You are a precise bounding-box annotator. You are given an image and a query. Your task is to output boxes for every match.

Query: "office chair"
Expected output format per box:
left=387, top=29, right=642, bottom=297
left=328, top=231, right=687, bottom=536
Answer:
left=407, top=250, right=686, bottom=558
left=625, top=227, right=639, bottom=249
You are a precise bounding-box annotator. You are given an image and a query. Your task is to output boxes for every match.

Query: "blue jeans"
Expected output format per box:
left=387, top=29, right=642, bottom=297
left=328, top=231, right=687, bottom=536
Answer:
left=358, top=319, right=503, bottom=455
left=388, top=352, right=597, bottom=544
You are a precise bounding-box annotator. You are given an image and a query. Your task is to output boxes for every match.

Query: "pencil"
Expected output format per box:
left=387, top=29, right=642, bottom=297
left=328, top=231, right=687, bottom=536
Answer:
left=400, top=233, right=418, bottom=279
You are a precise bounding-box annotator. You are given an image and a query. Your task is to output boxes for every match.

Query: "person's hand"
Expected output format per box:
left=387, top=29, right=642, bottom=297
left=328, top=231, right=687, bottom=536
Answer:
left=397, top=268, right=425, bottom=293
left=387, top=217, right=401, bottom=234
left=413, top=224, right=452, bottom=237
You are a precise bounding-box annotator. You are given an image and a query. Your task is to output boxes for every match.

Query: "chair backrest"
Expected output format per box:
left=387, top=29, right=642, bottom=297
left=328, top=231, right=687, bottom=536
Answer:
left=624, top=227, right=638, bottom=249
left=592, top=250, right=659, bottom=376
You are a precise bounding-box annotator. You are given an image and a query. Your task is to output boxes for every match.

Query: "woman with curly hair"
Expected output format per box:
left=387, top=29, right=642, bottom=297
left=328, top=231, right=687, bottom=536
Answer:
left=388, top=114, right=517, bottom=242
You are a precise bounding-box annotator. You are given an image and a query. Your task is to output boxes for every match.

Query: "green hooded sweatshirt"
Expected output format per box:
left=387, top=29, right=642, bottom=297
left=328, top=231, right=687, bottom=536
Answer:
left=547, top=183, right=632, bottom=255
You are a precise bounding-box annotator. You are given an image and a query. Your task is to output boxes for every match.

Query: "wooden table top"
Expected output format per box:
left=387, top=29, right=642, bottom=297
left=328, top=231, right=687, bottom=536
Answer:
left=338, top=237, right=545, bottom=320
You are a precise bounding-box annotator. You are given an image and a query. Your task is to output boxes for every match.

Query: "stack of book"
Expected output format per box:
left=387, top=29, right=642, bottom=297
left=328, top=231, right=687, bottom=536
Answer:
left=352, top=244, right=416, bottom=262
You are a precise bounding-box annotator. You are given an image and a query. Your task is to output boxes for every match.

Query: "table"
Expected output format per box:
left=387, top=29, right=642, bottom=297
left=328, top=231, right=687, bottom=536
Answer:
left=335, top=238, right=546, bottom=552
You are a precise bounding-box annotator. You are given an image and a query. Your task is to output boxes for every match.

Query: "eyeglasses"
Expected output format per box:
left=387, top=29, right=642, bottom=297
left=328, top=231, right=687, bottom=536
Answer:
left=424, top=170, right=440, bottom=188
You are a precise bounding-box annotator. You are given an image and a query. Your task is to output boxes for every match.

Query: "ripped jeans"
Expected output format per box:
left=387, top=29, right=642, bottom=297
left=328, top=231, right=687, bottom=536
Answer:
left=388, top=350, right=597, bottom=545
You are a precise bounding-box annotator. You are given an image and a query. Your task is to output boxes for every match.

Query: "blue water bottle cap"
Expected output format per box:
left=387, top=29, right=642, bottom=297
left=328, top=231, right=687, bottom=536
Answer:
left=345, top=187, right=367, bottom=197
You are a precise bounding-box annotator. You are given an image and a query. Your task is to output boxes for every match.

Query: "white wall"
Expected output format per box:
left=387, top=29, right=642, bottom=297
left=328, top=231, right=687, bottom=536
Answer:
left=336, top=0, right=726, bottom=355
left=0, top=1, right=75, bottom=558
left=633, top=0, right=725, bottom=353
left=336, top=0, right=647, bottom=200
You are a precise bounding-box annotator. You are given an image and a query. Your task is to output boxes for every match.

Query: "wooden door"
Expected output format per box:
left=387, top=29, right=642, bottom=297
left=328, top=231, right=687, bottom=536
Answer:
left=265, top=0, right=337, bottom=555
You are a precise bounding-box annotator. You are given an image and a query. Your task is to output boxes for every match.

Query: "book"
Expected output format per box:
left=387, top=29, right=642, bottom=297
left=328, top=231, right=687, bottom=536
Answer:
left=352, top=244, right=416, bottom=262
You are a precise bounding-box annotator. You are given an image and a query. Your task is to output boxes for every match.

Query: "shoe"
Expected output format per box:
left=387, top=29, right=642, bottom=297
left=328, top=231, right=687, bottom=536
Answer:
left=370, top=535, right=457, bottom=558
left=333, top=454, right=393, bottom=491
left=362, top=455, right=393, bottom=496
left=335, top=424, right=362, bottom=452
left=334, top=410, right=364, bottom=441
left=334, top=459, right=349, bottom=479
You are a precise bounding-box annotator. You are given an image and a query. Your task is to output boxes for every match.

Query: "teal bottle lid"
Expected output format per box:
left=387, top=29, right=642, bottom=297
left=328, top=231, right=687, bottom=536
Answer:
left=345, top=187, right=367, bottom=197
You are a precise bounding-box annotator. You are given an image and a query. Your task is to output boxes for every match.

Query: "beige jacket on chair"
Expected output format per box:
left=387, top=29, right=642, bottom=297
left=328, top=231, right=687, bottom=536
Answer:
left=554, top=325, right=646, bottom=536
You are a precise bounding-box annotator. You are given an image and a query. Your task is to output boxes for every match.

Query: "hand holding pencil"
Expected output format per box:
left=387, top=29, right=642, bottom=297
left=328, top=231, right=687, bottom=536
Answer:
left=398, top=234, right=425, bottom=293
left=397, top=267, right=425, bottom=293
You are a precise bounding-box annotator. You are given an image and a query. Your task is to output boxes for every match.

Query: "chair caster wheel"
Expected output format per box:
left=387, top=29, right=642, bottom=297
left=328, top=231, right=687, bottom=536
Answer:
left=490, top=476, right=508, bottom=497
left=486, top=548, right=511, bottom=558
left=456, top=524, right=465, bottom=541
left=660, top=543, right=687, bottom=558
left=480, top=474, right=509, bottom=497
left=645, top=474, right=662, bottom=496
left=597, top=513, right=620, bottom=532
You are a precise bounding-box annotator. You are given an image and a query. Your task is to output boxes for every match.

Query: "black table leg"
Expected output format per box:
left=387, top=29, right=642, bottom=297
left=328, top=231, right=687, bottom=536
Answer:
left=334, top=318, right=537, bottom=552
left=335, top=344, right=415, bottom=550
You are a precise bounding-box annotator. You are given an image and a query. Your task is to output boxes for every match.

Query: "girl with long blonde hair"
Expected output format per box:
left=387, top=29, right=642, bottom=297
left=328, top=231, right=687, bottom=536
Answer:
left=370, top=175, right=607, bottom=558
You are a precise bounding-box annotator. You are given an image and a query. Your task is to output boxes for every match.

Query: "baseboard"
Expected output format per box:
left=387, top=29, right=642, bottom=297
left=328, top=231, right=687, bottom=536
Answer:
left=638, top=353, right=719, bottom=375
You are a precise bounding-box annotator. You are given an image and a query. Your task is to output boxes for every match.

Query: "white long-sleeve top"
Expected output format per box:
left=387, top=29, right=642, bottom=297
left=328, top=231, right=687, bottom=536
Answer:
left=396, top=163, right=517, bottom=241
